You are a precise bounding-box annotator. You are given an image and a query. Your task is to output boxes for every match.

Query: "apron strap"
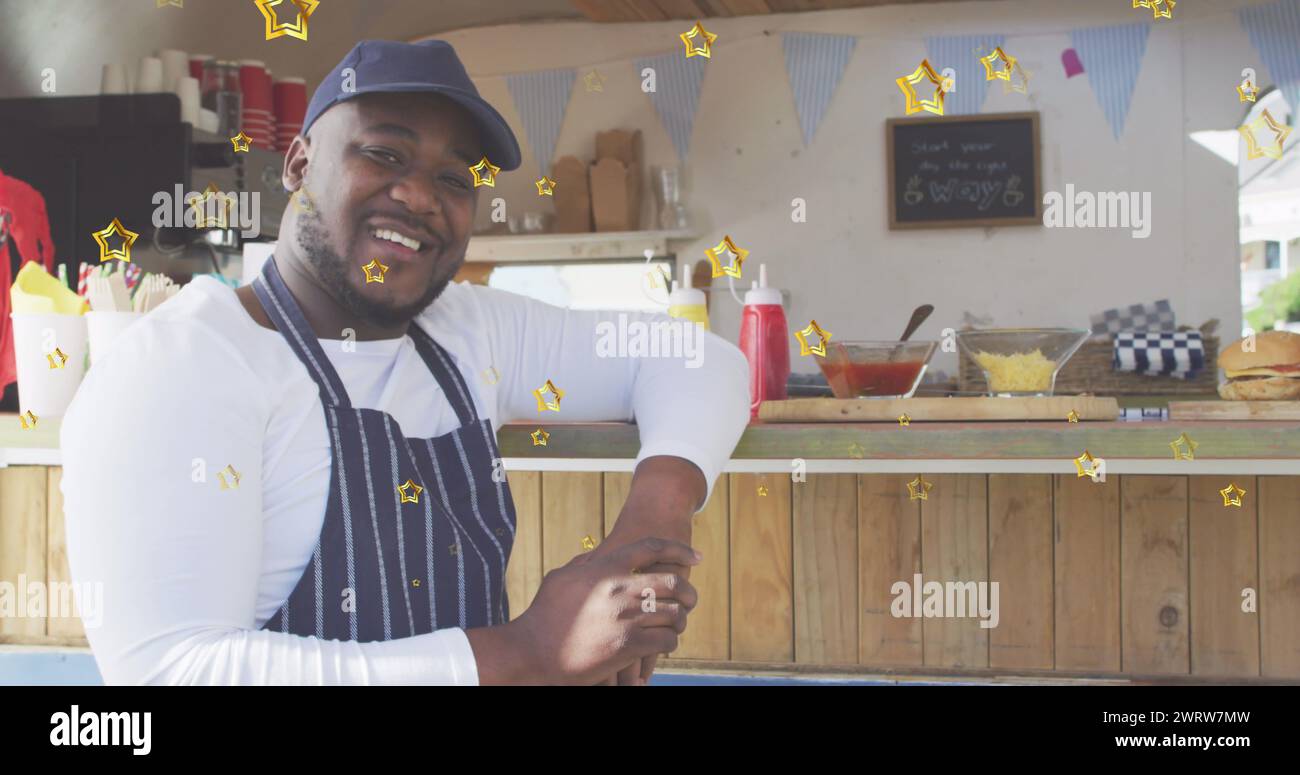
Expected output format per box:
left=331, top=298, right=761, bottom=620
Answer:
left=408, top=324, right=479, bottom=428
left=250, top=256, right=353, bottom=409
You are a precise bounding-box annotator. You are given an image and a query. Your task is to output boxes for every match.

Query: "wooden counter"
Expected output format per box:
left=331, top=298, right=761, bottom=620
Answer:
left=3, top=416, right=1299, bottom=682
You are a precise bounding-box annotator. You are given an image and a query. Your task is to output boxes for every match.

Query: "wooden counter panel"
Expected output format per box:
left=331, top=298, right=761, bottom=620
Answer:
left=858, top=474, right=922, bottom=667
left=1121, top=476, right=1190, bottom=675
left=1053, top=474, right=1121, bottom=671
left=673, top=476, right=730, bottom=660
left=1189, top=476, right=1260, bottom=677
left=921, top=475, right=989, bottom=669
left=793, top=474, right=857, bottom=665
left=540, top=472, right=602, bottom=575
left=504, top=470, right=542, bottom=620
left=0, top=467, right=48, bottom=640
left=1259, top=477, right=1300, bottom=678
left=729, top=473, right=793, bottom=662
left=989, top=474, right=1054, bottom=670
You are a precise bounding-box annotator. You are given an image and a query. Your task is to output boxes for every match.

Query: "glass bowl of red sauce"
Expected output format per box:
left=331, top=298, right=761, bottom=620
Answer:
left=814, top=341, right=938, bottom=399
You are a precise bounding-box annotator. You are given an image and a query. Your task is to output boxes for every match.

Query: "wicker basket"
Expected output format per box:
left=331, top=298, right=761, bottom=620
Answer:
left=957, top=320, right=1221, bottom=396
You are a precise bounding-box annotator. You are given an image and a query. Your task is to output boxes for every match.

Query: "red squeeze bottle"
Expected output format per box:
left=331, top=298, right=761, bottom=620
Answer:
left=738, top=264, right=790, bottom=420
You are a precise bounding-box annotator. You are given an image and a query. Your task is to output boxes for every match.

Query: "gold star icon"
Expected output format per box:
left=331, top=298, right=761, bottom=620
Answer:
left=644, top=264, right=671, bottom=292
left=290, top=187, right=316, bottom=216
left=1134, top=0, right=1175, bottom=20
left=157, top=0, right=183, bottom=7
left=795, top=320, right=833, bottom=357
left=217, top=464, right=241, bottom=490
left=535, top=176, right=557, bottom=196
left=254, top=0, right=318, bottom=42
left=979, top=46, right=1017, bottom=81
left=848, top=442, right=865, bottom=459
left=1237, top=80, right=1259, bottom=103
left=897, top=59, right=946, bottom=116
left=46, top=348, right=68, bottom=369
left=1219, top=483, right=1246, bottom=507
left=398, top=479, right=424, bottom=504
left=757, top=485, right=769, bottom=497
left=532, top=379, right=565, bottom=412
left=469, top=156, right=501, bottom=187
left=1002, top=60, right=1032, bottom=95
left=907, top=476, right=933, bottom=501
left=680, top=21, right=718, bottom=59
left=18, top=410, right=38, bottom=430
left=1067, top=409, right=1080, bottom=423
left=230, top=131, right=252, bottom=153
left=530, top=428, right=550, bottom=446
left=411, top=578, right=421, bottom=588
left=1073, top=450, right=1102, bottom=482
left=1239, top=109, right=1292, bottom=160
left=482, top=367, right=500, bottom=385
left=581, top=534, right=597, bottom=551
left=584, top=69, right=606, bottom=92
left=898, top=414, right=911, bottom=426
left=188, top=183, right=233, bottom=229
left=92, top=218, right=139, bottom=263
left=1169, top=432, right=1198, bottom=461
left=362, top=258, right=389, bottom=284
left=704, top=235, right=748, bottom=279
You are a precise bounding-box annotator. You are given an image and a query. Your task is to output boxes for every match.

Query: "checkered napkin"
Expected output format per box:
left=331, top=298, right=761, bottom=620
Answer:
left=1090, top=300, right=1176, bottom=336
left=1112, top=331, right=1205, bottom=379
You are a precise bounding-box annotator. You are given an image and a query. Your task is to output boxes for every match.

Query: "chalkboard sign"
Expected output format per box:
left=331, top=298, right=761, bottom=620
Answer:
left=886, top=112, right=1041, bottom=229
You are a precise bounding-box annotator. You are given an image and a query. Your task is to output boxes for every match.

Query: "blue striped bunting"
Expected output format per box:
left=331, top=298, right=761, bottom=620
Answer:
left=505, top=68, right=576, bottom=176
left=924, top=33, right=1005, bottom=116
left=782, top=33, right=857, bottom=146
left=1238, top=0, right=1300, bottom=114
left=635, top=51, right=708, bottom=162
left=1070, top=23, right=1151, bottom=140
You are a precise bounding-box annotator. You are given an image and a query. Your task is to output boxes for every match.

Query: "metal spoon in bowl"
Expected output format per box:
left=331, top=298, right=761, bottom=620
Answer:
left=890, top=304, right=935, bottom=360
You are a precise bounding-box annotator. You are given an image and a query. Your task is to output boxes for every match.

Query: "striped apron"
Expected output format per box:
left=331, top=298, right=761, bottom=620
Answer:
left=251, top=257, right=515, bottom=642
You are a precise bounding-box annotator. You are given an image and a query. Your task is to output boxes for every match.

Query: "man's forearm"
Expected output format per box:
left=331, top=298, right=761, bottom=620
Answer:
left=604, top=455, right=706, bottom=551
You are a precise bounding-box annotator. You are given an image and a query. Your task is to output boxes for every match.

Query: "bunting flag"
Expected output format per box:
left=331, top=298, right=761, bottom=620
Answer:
left=505, top=68, right=576, bottom=176
left=635, top=51, right=708, bottom=162
left=781, top=33, right=857, bottom=146
left=1069, top=23, right=1151, bottom=140
left=924, top=33, right=1005, bottom=115
left=1238, top=0, right=1300, bottom=113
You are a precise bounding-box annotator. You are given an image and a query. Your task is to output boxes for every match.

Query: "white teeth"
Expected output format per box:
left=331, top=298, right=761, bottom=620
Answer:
left=372, top=228, right=421, bottom=251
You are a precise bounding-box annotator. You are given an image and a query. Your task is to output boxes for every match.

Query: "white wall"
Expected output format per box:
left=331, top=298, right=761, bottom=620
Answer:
left=440, top=0, right=1265, bottom=374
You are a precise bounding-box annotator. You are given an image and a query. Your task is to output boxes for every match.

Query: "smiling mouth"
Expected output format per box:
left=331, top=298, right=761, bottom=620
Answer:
left=370, top=226, right=427, bottom=253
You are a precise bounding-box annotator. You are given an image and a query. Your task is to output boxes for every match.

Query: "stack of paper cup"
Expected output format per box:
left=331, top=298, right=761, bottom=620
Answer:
left=159, top=49, right=189, bottom=92
left=86, top=311, right=144, bottom=365
left=177, top=77, right=201, bottom=126
left=135, top=56, right=163, bottom=93
left=10, top=313, right=89, bottom=418
left=239, top=60, right=275, bottom=150
left=100, top=64, right=129, bottom=95
left=273, top=78, right=307, bottom=151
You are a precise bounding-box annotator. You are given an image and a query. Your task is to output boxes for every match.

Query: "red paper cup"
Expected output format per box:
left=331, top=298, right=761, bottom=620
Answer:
left=189, top=55, right=213, bottom=81
left=273, top=78, right=308, bottom=128
left=239, top=60, right=273, bottom=112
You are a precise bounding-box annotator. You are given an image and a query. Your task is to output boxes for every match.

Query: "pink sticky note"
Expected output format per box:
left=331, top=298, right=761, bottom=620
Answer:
left=1062, top=48, right=1084, bottom=78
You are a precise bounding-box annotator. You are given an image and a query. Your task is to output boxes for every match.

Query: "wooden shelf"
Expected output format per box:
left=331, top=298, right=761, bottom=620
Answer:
left=464, top=229, right=698, bottom=263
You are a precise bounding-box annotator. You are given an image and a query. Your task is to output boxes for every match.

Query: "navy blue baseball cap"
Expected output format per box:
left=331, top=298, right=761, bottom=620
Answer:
left=303, top=39, right=522, bottom=171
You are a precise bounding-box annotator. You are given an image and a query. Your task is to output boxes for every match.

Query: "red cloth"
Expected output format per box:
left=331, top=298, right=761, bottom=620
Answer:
left=0, top=167, right=57, bottom=391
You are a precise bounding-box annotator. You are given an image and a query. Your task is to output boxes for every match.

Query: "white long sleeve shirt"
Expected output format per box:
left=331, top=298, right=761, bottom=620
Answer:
left=59, top=274, right=750, bottom=685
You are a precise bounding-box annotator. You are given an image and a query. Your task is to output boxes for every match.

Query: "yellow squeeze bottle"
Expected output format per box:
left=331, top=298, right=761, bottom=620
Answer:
left=667, top=264, right=710, bottom=331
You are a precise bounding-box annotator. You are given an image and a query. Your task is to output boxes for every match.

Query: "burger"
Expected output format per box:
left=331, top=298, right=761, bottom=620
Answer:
left=1217, top=330, right=1300, bottom=400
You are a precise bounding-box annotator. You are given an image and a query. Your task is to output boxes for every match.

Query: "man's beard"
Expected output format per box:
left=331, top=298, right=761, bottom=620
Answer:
left=296, top=206, right=454, bottom=329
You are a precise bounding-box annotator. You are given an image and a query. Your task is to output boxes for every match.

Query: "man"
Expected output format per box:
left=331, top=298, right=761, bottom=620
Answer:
left=61, top=40, right=749, bottom=685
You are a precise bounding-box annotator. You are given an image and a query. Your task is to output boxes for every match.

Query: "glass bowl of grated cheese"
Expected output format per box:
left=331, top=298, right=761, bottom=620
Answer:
left=955, top=328, right=1090, bottom=396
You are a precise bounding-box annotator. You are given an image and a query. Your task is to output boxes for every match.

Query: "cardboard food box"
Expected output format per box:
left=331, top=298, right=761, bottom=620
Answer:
left=551, top=155, right=592, bottom=233
left=590, top=129, right=643, bottom=232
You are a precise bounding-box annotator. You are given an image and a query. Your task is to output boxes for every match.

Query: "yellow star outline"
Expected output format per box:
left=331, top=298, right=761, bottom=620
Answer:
left=580, top=534, right=597, bottom=551
left=188, top=183, right=234, bottom=229
left=46, top=348, right=68, bottom=369
left=92, top=218, right=139, bottom=263
left=254, top=0, right=319, bottom=42
left=217, top=464, right=241, bottom=490
left=531, top=428, right=550, bottom=446
left=362, top=258, right=389, bottom=284
left=584, top=70, right=606, bottom=92
left=1237, top=80, right=1259, bottom=103
left=19, top=410, right=38, bottom=430
left=1219, top=483, right=1246, bottom=507
left=290, top=187, right=317, bottom=216
left=1002, top=59, right=1032, bottom=95
left=533, top=379, right=565, bottom=412
left=896, top=59, right=946, bottom=116
left=482, top=366, right=501, bottom=385
left=157, top=0, right=183, bottom=7
left=795, top=320, right=833, bottom=357
left=1169, top=432, right=1198, bottom=461
left=1067, top=409, right=1080, bottom=423
left=907, top=476, right=933, bottom=501
left=398, top=479, right=425, bottom=504
left=535, top=176, right=557, bottom=196
left=469, top=156, right=501, bottom=187
left=898, top=414, right=911, bottom=427
left=848, top=442, right=865, bottom=459
left=704, top=235, right=748, bottom=279
left=1073, top=450, right=1102, bottom=482
left=680, top=21, right=718, bottom=59
left=1134, top=0, right=1175, bottom=20
left=979, top=46, right=1017, bottom=82
left=230, top=131, right=253, bottom=153
left=757, top=485, right=769, bottom=497
left=1239, top=109, right=1292, bottom=160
